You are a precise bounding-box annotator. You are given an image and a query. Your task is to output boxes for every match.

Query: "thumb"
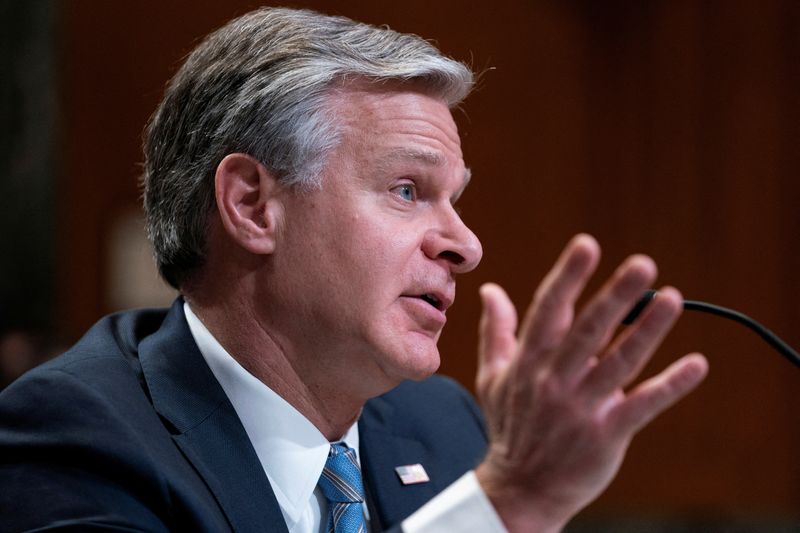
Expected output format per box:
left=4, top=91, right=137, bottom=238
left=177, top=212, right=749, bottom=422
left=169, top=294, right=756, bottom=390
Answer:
left=478, top=283, right=518, bottom=386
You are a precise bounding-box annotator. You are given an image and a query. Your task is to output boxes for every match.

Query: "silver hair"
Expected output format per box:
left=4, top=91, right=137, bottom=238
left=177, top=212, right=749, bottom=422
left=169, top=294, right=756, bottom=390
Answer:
left=142, top=7, right=474, bottom=289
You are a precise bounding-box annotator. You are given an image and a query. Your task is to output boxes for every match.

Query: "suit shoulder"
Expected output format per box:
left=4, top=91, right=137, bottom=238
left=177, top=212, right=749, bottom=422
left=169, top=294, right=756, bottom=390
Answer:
left=367, top=374, right=487, bottom=441
left=8, top=306, right=172, bottom=390
left=59, top=306, right=170, bottom=364
left=0, top=305, right=177, bottom=462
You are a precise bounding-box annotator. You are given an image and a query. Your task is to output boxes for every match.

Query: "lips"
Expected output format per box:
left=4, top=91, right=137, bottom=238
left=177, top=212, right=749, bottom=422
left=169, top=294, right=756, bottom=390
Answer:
left=403, top=289, right=454, bottom=313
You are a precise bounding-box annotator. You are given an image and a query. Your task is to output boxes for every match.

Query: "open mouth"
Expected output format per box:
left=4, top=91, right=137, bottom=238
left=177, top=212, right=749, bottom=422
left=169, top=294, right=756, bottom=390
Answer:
left=419, top=293, right=442, bottom=310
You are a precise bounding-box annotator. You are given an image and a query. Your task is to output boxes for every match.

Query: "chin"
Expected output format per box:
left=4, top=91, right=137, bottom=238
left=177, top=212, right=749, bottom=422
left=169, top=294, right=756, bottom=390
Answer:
left=403, top=364, right=440, bottom=382
left=366, top=329, right=442, bottom=389
left=393, top=341, right=441, bottom=382
left=364, top=354, right=439, bottom=400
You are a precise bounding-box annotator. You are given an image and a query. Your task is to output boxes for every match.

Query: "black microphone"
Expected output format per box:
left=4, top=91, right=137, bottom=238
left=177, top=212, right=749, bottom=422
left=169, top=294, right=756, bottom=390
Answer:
left=623, top=290, right=800, bottom=369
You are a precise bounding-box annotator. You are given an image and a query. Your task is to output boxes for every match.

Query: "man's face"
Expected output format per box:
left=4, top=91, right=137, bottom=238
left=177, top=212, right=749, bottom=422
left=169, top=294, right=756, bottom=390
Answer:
left=266, top=84, right=482, bottom=398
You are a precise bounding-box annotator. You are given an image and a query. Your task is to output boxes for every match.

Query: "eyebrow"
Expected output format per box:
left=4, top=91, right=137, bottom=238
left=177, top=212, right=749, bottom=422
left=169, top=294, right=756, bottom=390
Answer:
left=378, top=148, right=446, bottom=167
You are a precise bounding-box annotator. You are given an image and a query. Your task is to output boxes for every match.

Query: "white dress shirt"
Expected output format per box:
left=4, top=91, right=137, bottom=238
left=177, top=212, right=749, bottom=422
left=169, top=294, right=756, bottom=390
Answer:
left=184, top=303, right=506, bottom=532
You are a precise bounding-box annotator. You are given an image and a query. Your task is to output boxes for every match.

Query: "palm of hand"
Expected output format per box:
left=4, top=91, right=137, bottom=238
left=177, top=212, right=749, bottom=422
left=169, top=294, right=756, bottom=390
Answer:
left=475, top=235, right=708, bottom=532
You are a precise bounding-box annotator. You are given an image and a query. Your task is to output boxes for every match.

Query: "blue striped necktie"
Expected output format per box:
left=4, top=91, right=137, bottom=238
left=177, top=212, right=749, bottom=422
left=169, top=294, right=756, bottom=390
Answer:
left=318, top=443, right=366, bottom=533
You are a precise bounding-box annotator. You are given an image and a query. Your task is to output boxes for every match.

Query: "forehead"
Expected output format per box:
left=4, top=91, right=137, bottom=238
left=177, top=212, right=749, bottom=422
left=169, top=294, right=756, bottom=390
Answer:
left=326, top=83, right=464, bottom=161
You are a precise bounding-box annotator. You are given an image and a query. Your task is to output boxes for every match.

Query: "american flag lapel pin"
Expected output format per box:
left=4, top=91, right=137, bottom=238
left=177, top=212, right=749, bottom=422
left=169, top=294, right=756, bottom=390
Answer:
left=394, top=463, right=430, bottom=485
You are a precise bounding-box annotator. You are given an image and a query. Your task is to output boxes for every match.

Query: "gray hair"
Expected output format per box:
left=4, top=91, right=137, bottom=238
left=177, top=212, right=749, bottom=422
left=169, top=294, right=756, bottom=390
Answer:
left=142, top=6, right=474, bottom=289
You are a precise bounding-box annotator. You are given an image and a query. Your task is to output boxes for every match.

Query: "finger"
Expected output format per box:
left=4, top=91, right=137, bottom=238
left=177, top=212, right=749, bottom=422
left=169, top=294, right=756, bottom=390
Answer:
left=518, top=234, right=600, bottom=363
left=477, top=283, right=518, bottom=388
left=552, top=254, right=657, bottom=378
left=582, top=287, right=683, bottom=400
left=609, top=353, right=708, bottom=435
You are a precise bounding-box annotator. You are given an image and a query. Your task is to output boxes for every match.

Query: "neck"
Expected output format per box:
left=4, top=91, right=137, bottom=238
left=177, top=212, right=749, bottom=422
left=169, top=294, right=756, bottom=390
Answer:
left=185, top=288, right=365, bottom=441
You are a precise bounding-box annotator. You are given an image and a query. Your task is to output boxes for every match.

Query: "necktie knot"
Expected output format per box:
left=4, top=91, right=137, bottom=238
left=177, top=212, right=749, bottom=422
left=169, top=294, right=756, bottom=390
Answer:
left=319, top=443, right=364, bottom=503
left=318, top=443, right=366, bottom=533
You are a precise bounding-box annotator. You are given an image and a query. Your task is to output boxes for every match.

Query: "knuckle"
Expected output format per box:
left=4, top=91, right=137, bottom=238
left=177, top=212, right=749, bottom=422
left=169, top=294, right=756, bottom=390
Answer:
left=577, top=313, right=607, bottom=340
left=532, top=285, right=559, bottom=313
left=613, top=346, right=639, bottom=369
left=534, top=369, right=566, bottom=401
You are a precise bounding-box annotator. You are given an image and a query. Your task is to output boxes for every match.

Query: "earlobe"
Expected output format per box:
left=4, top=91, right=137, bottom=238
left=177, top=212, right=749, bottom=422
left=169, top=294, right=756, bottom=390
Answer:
left=215, top=153, right=281, bottom=255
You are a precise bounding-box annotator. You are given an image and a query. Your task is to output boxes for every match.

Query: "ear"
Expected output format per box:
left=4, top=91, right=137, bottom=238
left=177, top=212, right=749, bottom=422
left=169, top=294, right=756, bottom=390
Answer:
left=214, top=153, right=282, bottom=255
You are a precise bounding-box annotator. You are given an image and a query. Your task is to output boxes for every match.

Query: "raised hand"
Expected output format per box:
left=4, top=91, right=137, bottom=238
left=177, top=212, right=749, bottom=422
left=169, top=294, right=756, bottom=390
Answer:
left=475, top=234, right=708, bottom=533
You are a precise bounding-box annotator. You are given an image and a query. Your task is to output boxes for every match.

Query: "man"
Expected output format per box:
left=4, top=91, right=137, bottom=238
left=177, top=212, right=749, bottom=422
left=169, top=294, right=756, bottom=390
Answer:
left=0, top=7, right=708, bottom=532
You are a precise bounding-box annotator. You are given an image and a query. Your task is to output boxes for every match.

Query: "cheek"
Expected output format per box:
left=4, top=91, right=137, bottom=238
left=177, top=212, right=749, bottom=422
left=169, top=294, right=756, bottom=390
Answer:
left=350, top=223, right=421, bottom=289
left=292, top=201, right=425, bottom=309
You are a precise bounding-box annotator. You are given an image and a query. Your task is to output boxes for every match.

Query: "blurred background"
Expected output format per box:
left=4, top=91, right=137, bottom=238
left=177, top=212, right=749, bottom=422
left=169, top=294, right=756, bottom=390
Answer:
left=1, top=0, right=798, bottom=530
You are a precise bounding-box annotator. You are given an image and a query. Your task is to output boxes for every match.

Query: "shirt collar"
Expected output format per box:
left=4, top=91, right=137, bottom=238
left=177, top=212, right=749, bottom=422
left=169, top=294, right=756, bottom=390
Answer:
left=183, top=302, right=360, bottom=530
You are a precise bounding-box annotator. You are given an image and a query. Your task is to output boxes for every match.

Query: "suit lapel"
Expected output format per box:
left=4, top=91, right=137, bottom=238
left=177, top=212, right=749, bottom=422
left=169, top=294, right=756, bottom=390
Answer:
left=358, top=394, right=441, bottom=529
left=138, top=300, right=288, bottom=533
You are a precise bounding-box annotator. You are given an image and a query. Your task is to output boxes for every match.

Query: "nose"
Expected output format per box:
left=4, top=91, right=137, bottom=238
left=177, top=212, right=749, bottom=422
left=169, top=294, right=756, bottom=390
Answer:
left=422, top=204, right=483, bottom=274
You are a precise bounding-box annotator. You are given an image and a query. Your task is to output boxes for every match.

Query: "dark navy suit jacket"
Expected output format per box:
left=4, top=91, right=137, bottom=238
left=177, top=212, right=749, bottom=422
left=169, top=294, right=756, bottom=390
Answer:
left=0, top=300, right=488, bottom=532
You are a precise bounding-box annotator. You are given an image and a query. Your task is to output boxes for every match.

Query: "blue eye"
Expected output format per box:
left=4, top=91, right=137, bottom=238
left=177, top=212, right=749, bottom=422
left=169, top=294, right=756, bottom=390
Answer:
left=394, top=184, right=416, bottom=202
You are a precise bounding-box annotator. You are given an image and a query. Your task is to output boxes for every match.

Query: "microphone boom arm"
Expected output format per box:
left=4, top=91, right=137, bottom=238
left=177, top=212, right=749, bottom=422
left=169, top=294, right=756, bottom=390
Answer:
left=623, top=290, right=800, bottom=369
